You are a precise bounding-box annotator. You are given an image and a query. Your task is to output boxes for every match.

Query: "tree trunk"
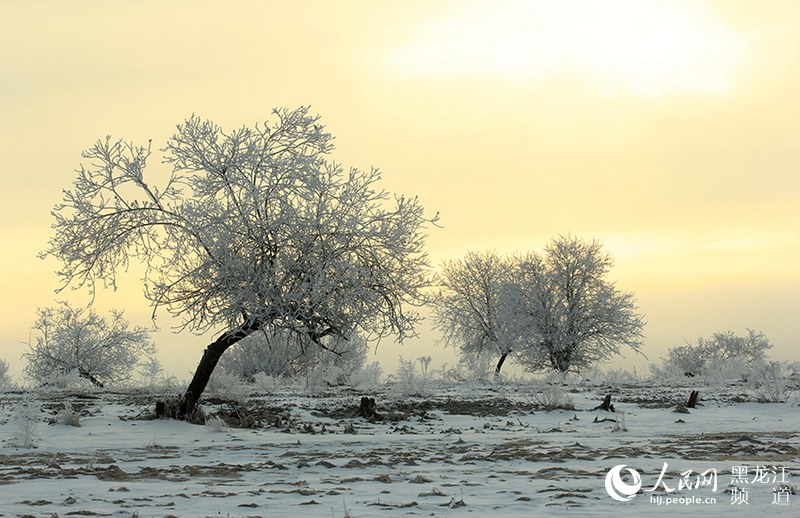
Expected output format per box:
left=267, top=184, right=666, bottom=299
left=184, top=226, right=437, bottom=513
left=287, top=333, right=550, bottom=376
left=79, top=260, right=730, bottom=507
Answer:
left=78, top=368, right=104, bottom=388
left=177, top=322, right=262, bottom=418
left=550, top=349, right=572, bottom=372
left=358, top=396, right=381, bottom=421
left=686, top=390, right=700, bottom=409
left=495, top=353, right=508, bottom=374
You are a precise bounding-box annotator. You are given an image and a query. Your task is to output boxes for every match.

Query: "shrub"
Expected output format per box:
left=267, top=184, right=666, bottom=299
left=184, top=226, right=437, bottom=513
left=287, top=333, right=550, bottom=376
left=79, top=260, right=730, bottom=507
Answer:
left=138, top=354, right=177, bottom=390
left=449, top=350, right=496, bottom=383
left=533, top=384, right=575, bottom=411
left=659, top=329, right=772, bottom=378
left=751, top=361, right=795, bottom=403
left=347, top=361, right=384, bottom=389
left=0, top=359, right=11, bottom=389
left=218, top=329, right=369, bottom=384
left=54, top=401, right=81, bottom=427
left=205, top=416, right=230, bottom=432
left=389, top=356, right=437, bottom=396
left=206, top=369, right=250, bottom=405
left=6, top=393, right=42, bottom=448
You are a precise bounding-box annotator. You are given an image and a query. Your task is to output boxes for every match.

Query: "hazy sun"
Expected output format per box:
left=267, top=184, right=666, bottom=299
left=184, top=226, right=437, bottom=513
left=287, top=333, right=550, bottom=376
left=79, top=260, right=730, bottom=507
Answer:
left=389, top=0, right=744, bottom=97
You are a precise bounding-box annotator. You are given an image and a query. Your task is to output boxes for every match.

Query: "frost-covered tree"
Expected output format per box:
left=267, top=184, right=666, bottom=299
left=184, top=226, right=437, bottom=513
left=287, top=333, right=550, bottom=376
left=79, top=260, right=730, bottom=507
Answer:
left=662, top=329, right=772, bottom=377
left=433, top=251, right=516, bottom=373
left=510, top=236, right=645, bottom=372
left=24, top=304, right=154, bottom=387
left=218, top=328, right=368, bottom=382
left=43, top=107, right=433, bottom=416
left=509, top=236, right=646, bottom=372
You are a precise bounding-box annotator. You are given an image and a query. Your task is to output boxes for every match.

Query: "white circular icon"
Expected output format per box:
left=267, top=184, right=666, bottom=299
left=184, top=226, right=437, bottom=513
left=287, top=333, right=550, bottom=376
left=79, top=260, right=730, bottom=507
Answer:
left=605, top=464, right=642, bottom=502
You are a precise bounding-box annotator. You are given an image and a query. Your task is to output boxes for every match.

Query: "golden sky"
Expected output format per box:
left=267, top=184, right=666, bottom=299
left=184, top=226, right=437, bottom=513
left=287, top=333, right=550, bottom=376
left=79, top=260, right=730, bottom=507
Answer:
left=1, top=0, right=798, bottom=379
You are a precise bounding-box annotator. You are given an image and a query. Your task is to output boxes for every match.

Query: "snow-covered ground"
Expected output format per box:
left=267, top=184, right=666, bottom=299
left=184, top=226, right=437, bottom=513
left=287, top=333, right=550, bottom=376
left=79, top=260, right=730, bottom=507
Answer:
left=0, top=379, right=797, bottom=517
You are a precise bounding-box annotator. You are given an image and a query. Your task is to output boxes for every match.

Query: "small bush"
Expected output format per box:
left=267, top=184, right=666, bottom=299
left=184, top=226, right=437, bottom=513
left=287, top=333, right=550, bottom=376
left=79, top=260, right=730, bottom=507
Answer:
left=389, top=356, right=436, bottom=396
left=54, top=401, right=81, bottom=427
left=206, top=369, right=250, bottom=405
left=448, top=351, right=495, bottom=383
left=304, top=363, right=344, bottom=394
left=347, top=361, right=384, bottom=389
left=138, top=355, right=178, bottom=390
left=751, top=361, right=794, bottom=403
left=38, top=370, right=96, bottom=391
left=205, top=415, right=230, bottom=432
left=7, top=394, right=42, bottom=448
left=0, top=359, right=11, bottom=389
left=533, top=384, right=575, bottom=411
left=252, top=372, right=286, bottom=393
left=612, top=411, right=628, bottom=432
left=219, top=329, right=369, bottom=383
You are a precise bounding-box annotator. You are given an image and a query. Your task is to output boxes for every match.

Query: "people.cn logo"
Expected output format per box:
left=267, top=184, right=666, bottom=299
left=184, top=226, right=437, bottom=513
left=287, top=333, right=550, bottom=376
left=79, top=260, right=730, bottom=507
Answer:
left=605, top=464, right=642, bottom=502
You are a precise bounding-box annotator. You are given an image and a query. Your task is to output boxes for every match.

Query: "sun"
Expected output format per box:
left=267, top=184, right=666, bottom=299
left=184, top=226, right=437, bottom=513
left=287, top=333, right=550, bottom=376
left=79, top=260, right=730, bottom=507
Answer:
left=388, top=0, right=744, bottom=97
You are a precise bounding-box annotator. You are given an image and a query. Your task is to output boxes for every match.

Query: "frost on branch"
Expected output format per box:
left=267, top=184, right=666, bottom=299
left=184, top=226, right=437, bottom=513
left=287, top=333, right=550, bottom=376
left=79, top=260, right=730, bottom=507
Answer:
left=44, top=107, right=435, bottom=415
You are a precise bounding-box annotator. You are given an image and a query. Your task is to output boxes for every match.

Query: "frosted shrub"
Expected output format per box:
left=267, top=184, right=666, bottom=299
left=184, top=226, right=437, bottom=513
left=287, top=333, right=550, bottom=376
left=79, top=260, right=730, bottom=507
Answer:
left=659, top=329, right=772, bottom=378
left=7, top=394, right=42, bottom=448
left=0, top=359, right=11, bottom=389
left=591, top=367, right=643, bottom=384
left=39, top=370, right=95, bottom=391
left=219, top=330, right=369, bottom=385
left=346, top=361, right=384, bottom=389
left=702, top=356, right=753, bottom=386
left=447, top=351, right=495, bottom=383
left=206, top=369, right=249, bottom=405
left=533, top=384, right=575, bottom=411
left=751, top=362, right=792, bottom=403
left=54, top=401, right=81, bottom=427
left=304, top=363, right=343, bottom=394
left=612, top=411, right=628, bottom=432
left=649, top=361, right=690, bottom=383
left=205, top=415, right=230, bottom=432
left=138, top=355, right=178, bottom=390
left=391, top=356, right=421, bottom=395
left=390, top=356, right=435, bottom=396
left=252, top=372, right=285, bottom=393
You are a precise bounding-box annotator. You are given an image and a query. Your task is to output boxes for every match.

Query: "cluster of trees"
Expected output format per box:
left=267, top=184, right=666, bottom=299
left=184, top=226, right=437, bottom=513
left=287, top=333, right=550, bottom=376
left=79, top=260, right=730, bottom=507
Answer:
left=432, top=238, right=646, bottom=374
left=19, top=106, right=664, bottom=417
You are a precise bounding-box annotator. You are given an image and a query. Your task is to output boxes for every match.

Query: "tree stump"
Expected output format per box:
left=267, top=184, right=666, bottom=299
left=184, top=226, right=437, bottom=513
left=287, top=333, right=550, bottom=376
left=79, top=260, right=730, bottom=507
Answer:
left=686, top=390, right=700, bottom=409
left=593, top=394, right=615, bottom=412
left=358, top=396, right=381, bottom=421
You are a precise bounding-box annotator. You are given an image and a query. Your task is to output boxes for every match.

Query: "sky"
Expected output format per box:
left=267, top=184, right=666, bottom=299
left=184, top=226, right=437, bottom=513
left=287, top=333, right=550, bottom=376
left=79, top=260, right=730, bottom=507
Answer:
left=1, top=0, right=798, bottom=381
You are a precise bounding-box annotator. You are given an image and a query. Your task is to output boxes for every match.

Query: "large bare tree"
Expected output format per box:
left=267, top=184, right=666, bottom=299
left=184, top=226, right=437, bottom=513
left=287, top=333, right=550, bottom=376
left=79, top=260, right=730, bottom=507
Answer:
left=44, top=107, right=434, bottom=416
